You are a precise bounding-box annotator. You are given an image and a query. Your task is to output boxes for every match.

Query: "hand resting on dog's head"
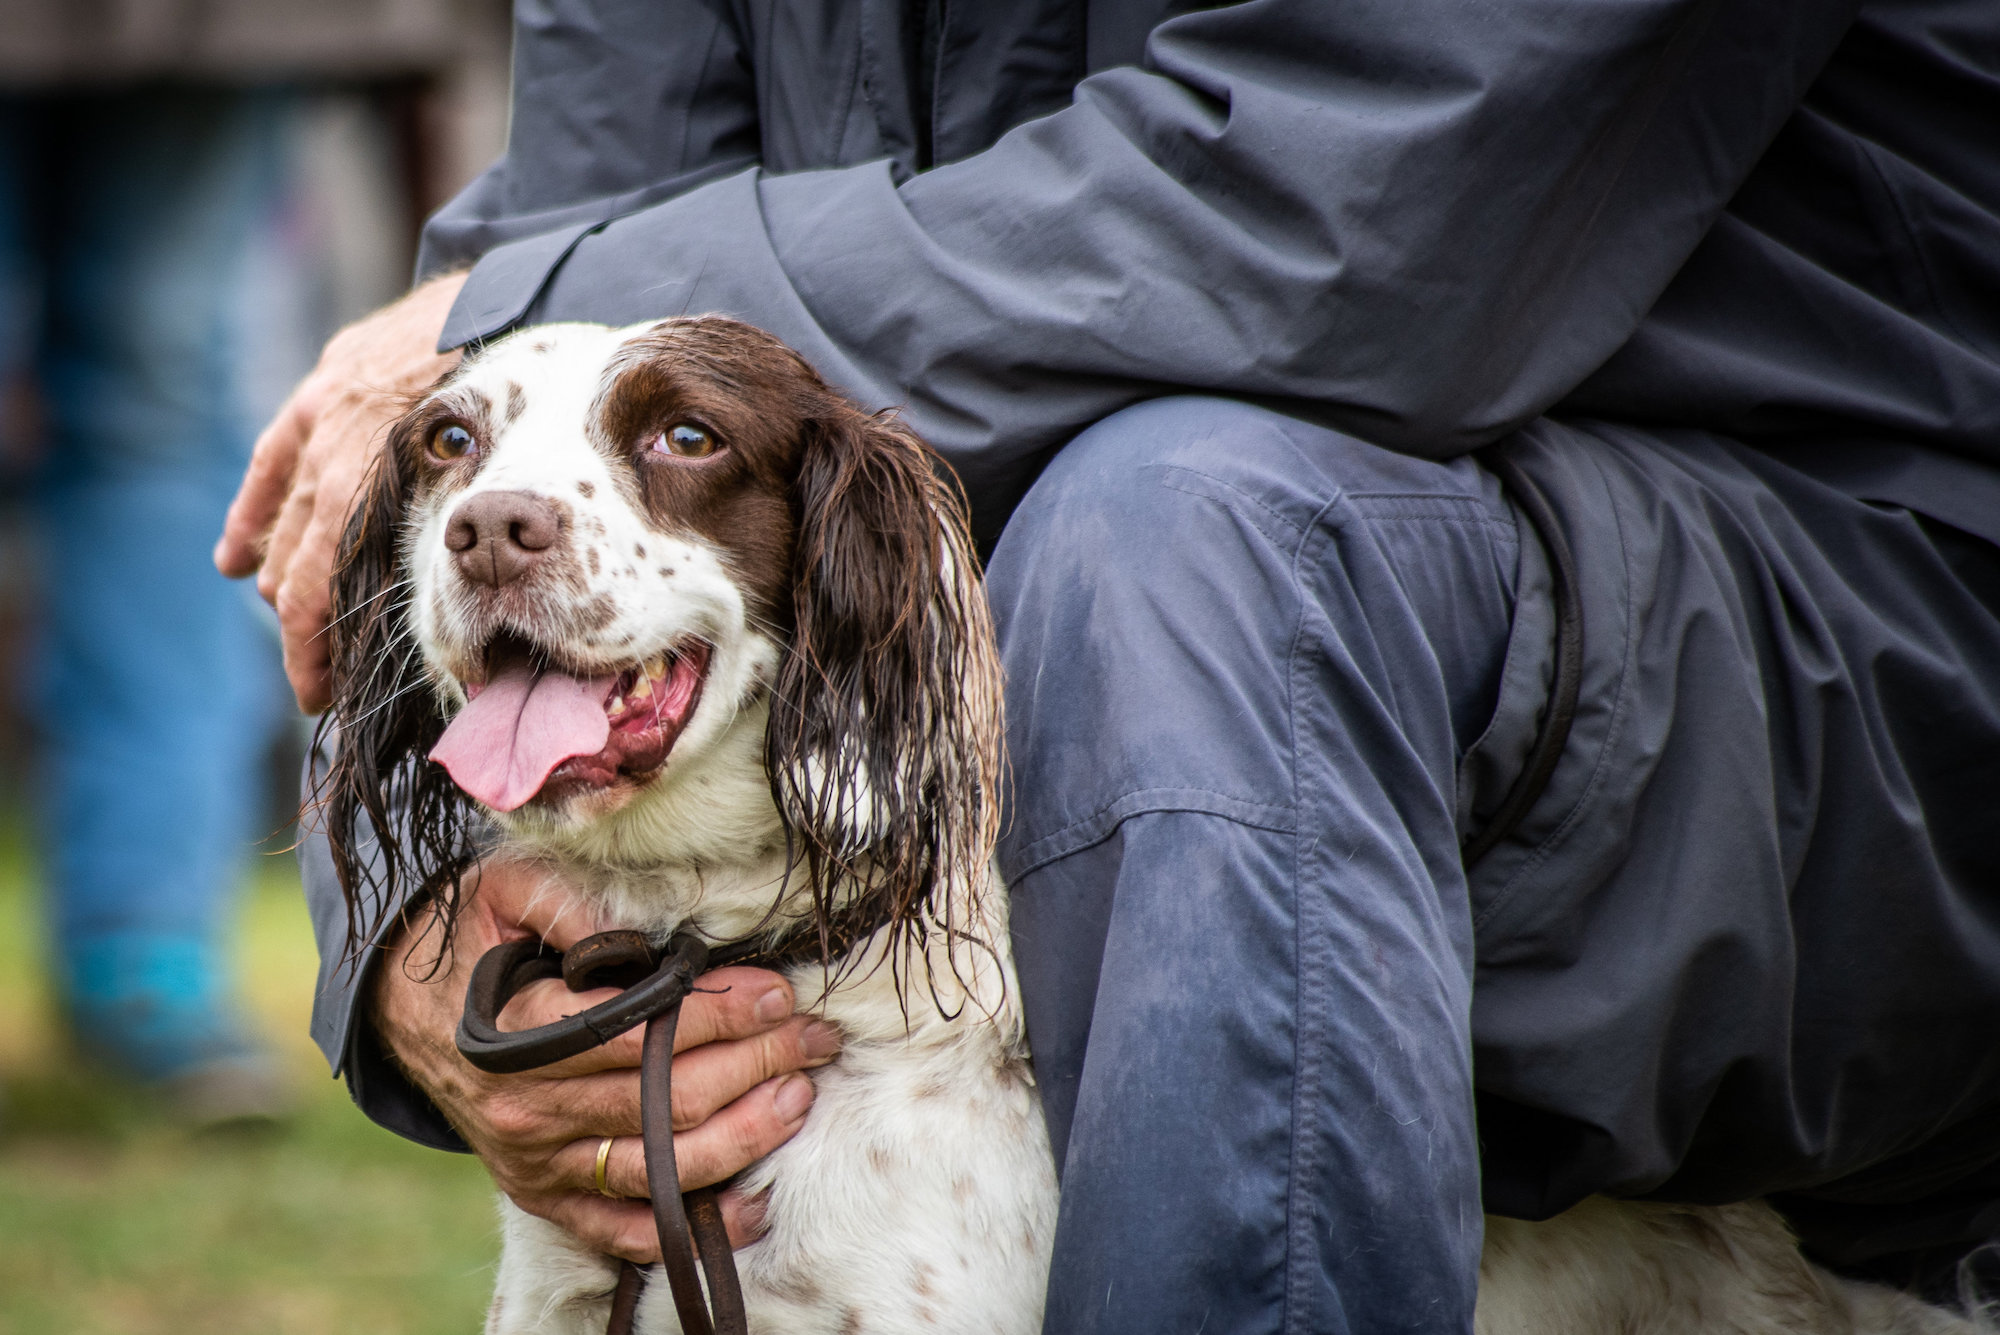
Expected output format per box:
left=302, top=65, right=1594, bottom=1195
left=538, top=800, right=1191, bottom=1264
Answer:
left=366, top=857, right=842, bottom=1262
left=216, top=271, right=469, bottom=712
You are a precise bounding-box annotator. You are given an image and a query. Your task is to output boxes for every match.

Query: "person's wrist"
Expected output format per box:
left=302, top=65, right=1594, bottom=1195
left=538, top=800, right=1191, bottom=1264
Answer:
left=345, top=271, right=466, bottom=377
left=365, top=905, right=477, bottom=1105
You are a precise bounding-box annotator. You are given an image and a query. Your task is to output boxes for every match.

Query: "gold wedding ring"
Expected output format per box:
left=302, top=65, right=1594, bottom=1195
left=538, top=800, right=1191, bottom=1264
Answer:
left=593, top=1136, right=617, bottom=1198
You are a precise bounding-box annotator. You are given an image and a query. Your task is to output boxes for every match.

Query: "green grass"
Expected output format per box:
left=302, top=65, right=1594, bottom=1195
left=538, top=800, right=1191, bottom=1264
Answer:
left=0, top=817, right=499, bottom=1333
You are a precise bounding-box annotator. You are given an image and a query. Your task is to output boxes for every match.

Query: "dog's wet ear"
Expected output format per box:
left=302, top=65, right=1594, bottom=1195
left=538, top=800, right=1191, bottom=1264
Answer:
left=314, top=407, right=481, bottom=971
left=767, top=404, right=1003, bottom=976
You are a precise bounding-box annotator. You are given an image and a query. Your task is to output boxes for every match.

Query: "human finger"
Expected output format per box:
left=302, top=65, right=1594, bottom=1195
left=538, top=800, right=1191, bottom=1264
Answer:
left=477, top=861, right=613, bottom=946
left=719, top=1184, right=771, bottom=1250
left=488, top=964, right=801, bottom=1073
left=473, top=1070, right=645, bottom=1162
left=496, top=977, right=648, bottom=1075
left=536, top=1193, right=664, bottom=1265
left=278, top=418, right=380, bottom=603
left=549, top=1133, right=650, bottom=1200
left=540, top=1069, right=815, bottom=1201
left=465, top=871, right=791, bottom=1040
left=545, top=1147, right=773, bottom=1247
left=666, top=1017, right=840, bottom=1130
left=264, top=433, right=371, bottom=687
left=275, top=538, right=336, bottom=711
left=671, top=1072, right=817, bottom=1192
left=215, top=391, right=310, bottom=577
left=499, top=986, right=833, bottom=1099
left=255, top=447, right=318, bottom=604
left=672, top=967, right=798, bottom=1052
left=515, top=1172, right=776, bottom=1264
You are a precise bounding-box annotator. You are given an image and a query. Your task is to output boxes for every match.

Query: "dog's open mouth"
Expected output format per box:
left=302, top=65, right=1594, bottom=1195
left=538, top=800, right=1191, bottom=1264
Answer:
left=429, top=635, right=711, bottom=812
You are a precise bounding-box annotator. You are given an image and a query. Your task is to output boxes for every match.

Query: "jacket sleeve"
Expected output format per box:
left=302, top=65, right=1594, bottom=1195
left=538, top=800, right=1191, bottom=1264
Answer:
left=415, top=0, right=759, bottom=283
left=301, top=745, right=470, bottom=1153
left=438, top=0, right=1858, bottom=539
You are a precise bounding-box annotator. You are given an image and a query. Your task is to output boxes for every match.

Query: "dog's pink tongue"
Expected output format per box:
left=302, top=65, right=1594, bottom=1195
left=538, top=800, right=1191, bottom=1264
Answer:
left=430, top=663, right=613, bottom=812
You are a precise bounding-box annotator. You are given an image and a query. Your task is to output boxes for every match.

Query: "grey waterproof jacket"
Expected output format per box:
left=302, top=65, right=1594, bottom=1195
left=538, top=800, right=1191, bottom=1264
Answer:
left=417, top=0, right=2000, bottom=552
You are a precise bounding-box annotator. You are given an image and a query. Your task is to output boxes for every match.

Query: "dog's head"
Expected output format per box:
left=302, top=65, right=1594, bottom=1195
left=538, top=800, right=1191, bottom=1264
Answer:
left=320, top=317, right=1000, bottom=963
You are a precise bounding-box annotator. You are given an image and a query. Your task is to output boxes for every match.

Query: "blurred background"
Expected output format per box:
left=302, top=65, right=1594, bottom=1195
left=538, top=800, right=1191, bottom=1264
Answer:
left=0, top=3, right=513, bottom=1329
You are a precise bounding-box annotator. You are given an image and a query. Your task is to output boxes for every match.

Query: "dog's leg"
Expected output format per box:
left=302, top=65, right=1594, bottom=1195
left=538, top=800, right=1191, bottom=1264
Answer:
left=488, top=1196, right=629, bottom=1335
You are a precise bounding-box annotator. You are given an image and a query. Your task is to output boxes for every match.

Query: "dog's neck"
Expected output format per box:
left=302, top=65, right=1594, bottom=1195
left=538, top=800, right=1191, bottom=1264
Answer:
left=481, top=694, right=1018, bottom=1039
left=493, top=698, right=807, bottom=942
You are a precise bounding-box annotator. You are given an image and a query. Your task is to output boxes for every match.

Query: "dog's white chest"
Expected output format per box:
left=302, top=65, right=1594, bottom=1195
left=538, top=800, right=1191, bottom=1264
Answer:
left=714, top=1014, right=1058, bottom=1335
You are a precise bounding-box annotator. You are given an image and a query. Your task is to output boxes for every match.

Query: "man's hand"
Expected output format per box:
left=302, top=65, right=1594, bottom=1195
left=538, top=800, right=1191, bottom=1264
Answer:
left=215, top=272, right=469, bottom=712
left=369, top=861, right=838, bottom=1261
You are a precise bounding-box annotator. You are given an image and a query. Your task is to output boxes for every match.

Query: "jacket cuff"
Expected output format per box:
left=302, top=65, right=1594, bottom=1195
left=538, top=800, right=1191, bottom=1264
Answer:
left=437, top=221, right=602, bottom=352
left=427, top=157, right=763, bottom=351
left=459, top=165, right=898, bottom=419
left=342, top=974, right=472, bottom=1154
left=300, top=751, right=471, bottom=1154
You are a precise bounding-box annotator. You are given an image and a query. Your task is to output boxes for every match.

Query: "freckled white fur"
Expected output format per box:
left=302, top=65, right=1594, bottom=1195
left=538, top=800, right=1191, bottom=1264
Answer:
left=407, top=323, right=779, bottom=757
left=420, top=323, right=1969, bottom=1335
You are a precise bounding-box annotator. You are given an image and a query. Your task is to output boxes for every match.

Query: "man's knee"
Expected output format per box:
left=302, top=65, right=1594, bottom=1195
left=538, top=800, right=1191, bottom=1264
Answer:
left=988, top=396, right=1521, bottom=864
left=989, top=395, right=1515, bottom=702
left=1007, top=398, right=1409, bottom=555
left=993, top=395, right=1508, bottom=594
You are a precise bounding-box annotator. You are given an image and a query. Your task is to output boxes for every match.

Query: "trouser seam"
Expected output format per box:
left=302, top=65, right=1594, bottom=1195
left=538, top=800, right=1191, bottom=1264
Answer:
left=1157, top=469, right=1315, bottom=549
left=1281, top=492, right=1348, bottom=1335
left=1006, top=790, right=1299, bottom=881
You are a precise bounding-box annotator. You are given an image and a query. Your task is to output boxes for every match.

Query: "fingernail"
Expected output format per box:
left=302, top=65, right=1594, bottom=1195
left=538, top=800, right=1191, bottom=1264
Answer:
left=800, top=1021, right=843, bottom=1061
left=754, top=986, right=793, bottom=1025
left=772, top=1073, right=815, bottom=1123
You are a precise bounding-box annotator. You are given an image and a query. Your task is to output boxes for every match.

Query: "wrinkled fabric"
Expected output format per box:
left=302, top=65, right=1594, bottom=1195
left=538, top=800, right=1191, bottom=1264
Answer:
left=990, top=400, right=2000, bottom=1328
left=1459, top=426, right=2000, bottom=1275
left=421, top=0, right=2000, bottom=548
left=995, top=399, right=1509, bottom=1333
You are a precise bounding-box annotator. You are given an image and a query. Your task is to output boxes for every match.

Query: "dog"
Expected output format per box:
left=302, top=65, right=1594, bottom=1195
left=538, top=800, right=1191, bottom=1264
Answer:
left=321, top=315, right=1976, bottom=1335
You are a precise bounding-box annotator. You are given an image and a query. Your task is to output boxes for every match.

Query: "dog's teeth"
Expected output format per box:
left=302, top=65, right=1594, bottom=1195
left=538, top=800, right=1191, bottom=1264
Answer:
left=628, top=676, right=653, bottom=701
left=608, top=695, right=626, bottom=715
left=643, top=654, right=667, bottom=680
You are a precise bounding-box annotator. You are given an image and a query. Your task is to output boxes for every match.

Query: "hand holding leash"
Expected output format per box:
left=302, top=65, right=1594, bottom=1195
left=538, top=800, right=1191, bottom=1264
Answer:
left=457, top=893, right=889, bottom=1335
left=365, top=861, right=835, bottom=1263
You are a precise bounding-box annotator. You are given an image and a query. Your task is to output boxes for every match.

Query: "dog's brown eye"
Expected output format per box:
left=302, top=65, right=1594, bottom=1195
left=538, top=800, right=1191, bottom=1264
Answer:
left=428, top=424, right=477, bottom=462
left=656, top=424, right=719, bottom=458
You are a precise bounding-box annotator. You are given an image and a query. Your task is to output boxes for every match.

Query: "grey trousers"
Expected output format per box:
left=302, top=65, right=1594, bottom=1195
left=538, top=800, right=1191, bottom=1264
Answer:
left=989, top=398, right=2000, bottom=1333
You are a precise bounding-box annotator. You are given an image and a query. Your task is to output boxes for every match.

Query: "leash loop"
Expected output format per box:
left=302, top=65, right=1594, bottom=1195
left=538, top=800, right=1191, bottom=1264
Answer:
left=456, top=933, right=707, bottom=1074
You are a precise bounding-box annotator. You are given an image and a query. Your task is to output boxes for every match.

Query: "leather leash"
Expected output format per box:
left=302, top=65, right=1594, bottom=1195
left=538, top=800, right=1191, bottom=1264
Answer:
left=456, top=911, right=883, bottom=1335
left=1463, top=450, right=1583, bottom=868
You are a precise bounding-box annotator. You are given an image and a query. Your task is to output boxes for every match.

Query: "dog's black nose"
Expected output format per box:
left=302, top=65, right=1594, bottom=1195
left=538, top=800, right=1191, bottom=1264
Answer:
left=447, top=490, right=563, bottom=588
